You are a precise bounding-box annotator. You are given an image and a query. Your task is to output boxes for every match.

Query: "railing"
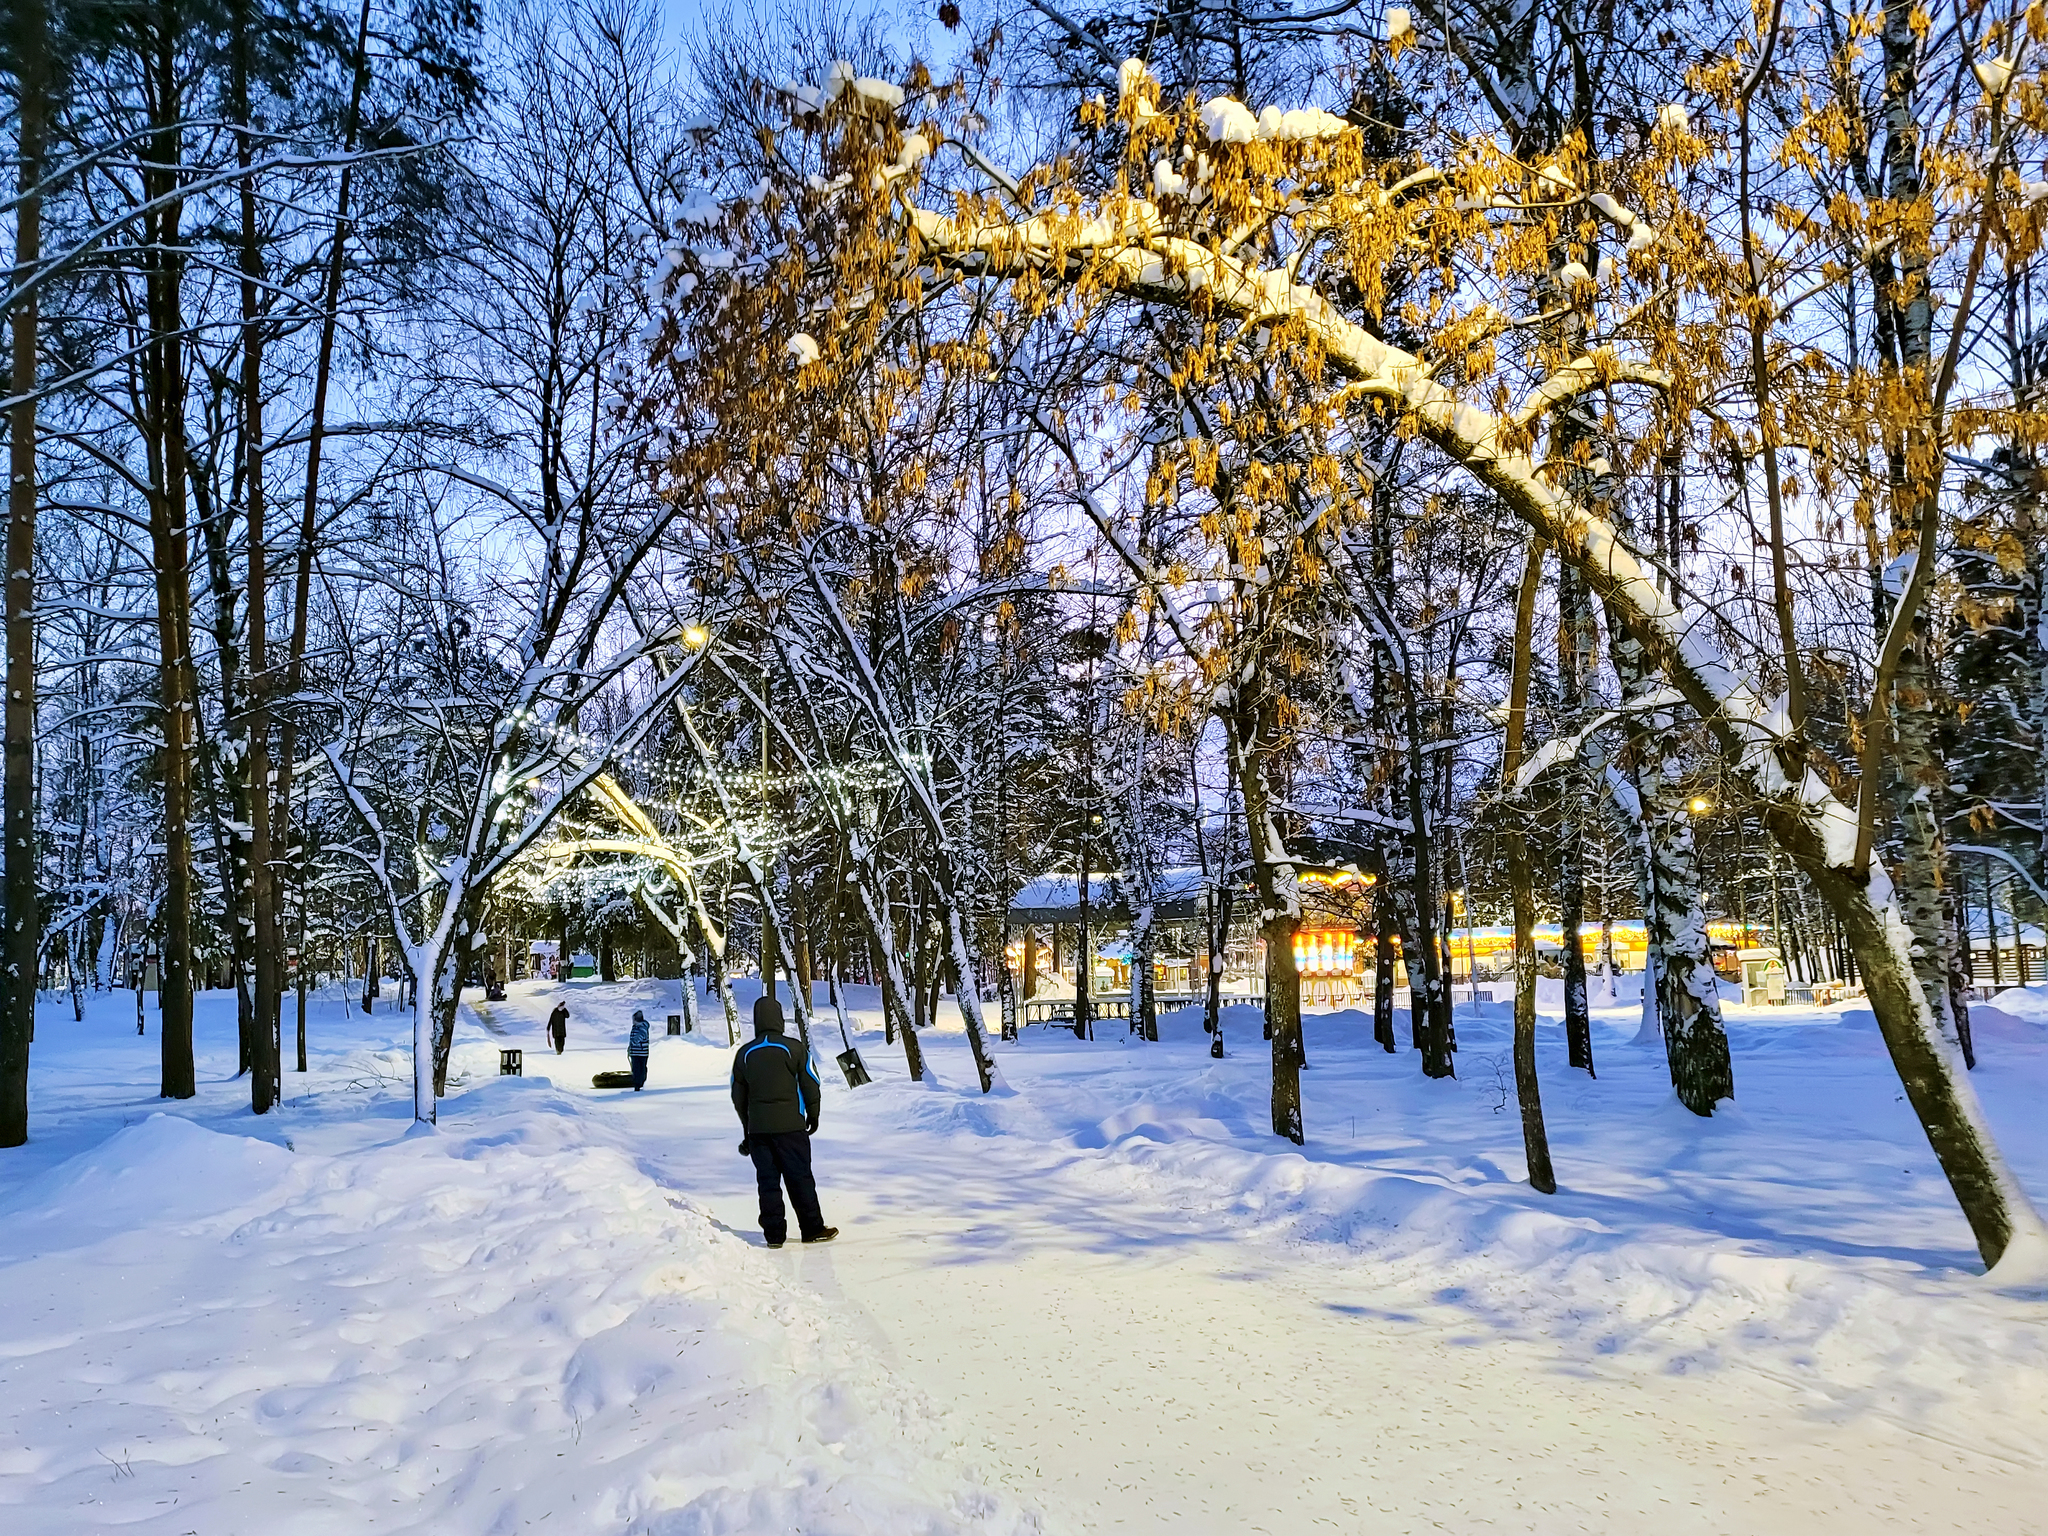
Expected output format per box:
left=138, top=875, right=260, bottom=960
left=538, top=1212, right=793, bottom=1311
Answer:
left=1971, top=948, right=2046, bottom=989
left=1020, top=993, right=1268, bottom=1029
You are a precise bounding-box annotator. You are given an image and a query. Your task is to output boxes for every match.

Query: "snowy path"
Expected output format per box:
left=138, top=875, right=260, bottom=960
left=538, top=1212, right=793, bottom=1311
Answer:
left=5, top=979, right=2047, bottom=1532
left=585, top=985, right=2048, bottom=1534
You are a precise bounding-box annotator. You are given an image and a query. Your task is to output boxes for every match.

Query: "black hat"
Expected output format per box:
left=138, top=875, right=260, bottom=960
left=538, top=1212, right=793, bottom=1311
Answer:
left=753, top=995, right=786, bottom=1036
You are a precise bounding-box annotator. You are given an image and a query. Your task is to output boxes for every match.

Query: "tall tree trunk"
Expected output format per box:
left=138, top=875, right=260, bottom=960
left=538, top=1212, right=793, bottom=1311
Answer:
left=1556, top=561, right=1595, bottom=1076
left=997, top=919, right=1018, bottom=1042
left=790, top=873, right=812, bottom=1013
left=701, top=901, right=738, bottom=1044
left=1367, top=475, right=1399, bottom=1059
left=1888, top=630, right=1964, bottom=1051
left=1, top=0, right=47, bottom=1144
left=1380, top=655, right=1453, bottom=1076
left=195, top=473, right=255, bottom=1075
left=271, top=0, right=373, bottom=1055
left=996, top=665, right=1019, bottom=1042
left=937, top=890, right=998, bottom=1085
left=234, top=6, right=280, bottom=1113
left=1223, top=699, right=1303, bottom=1142
left=673, top=870, right=737, bottom=1044
left=1504, top=538, right=1557, bottom=1191
left=1263, top=903, right=1302, bottom=1129
left=850, top=860, right=923, bottom=1078
left=1606, top=664, right=1734, bottom=1111
left=1207, top=880, right=1234, bottom=1047
left=1942, top=878, right=1975, bottom=1068
left=146, top=20, right=198, bottom=1100
left=1132, top=897, right=1157, bottom=1041
left=1074, top=852, right=1091, bottom=1039
left=760, top=873, right=779, bottom=1002
left=1371, top=883, right=1397, bottom=1052
left=429, top=899, right=485, bottom=1099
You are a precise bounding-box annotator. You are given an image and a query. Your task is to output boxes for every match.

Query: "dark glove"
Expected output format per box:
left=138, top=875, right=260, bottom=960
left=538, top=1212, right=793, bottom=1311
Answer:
left=737, top=1138, right=752, bottom=1156
left=805, top=1120, right=818, bottom=1137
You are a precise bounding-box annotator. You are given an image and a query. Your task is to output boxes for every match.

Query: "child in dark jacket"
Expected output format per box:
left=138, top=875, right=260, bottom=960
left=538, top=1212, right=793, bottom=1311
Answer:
left=628, top=1009, right=651, bottom=1089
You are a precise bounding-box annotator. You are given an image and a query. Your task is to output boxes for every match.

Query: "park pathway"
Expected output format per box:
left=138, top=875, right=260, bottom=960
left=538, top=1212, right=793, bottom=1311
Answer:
left=573, top=1014, right=2046, bottom=1536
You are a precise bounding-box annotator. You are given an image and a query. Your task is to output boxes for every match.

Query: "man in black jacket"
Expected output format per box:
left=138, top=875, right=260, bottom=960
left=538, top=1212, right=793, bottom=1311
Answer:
left=731, top=996, right=836, bottom=1247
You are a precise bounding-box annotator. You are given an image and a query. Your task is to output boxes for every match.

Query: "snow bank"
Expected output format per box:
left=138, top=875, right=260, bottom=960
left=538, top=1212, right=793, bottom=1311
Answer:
left=1988, top=984, right=2048, bottom=1025
left=0, top=1050, right=1037, bottom=1535
left=0, top=1112, right=300, bottom=1253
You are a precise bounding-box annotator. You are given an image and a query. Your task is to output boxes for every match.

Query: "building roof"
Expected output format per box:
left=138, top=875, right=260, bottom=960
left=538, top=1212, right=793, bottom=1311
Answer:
left=1008, top=867, right=1215, bottom=924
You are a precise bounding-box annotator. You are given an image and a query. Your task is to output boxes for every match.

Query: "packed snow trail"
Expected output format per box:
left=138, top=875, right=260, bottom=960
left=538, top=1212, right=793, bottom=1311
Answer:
left=4, top=979, right=2047, bottom=1532
left=589, top=985, right=2048, bottom=1535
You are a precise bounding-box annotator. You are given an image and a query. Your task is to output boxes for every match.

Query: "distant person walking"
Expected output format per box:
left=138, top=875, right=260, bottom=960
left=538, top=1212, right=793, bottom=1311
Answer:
left=731, top=997, right=836, bottom=1248
left=628, top=1009, right=651, bottom=1089
left=547, top=1000, right=568, bottom=1055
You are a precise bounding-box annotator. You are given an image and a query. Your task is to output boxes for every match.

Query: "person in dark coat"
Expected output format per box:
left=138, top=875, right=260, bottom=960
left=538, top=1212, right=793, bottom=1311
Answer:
left=547, top=1000, right=569, bottom=1054
left=628, top=1009, right=651, bottom=1089
left=731, top=996, right=835, bottom=1247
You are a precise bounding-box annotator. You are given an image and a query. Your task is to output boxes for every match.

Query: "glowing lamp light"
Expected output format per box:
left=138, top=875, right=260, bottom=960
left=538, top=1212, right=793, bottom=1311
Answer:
left=1688, top=796, right=1713, bottom=815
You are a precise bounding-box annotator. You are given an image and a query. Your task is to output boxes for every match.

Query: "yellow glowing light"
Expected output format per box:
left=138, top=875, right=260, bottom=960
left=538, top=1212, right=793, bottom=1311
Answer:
left=1689, top=796, right=1713, bottom=815
left=682, top=625, right=711, bottom=648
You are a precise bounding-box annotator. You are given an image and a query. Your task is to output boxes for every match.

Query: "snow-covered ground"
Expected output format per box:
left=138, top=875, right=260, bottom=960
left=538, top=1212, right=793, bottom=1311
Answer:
left=4, top=976, right=2047, bottom=1532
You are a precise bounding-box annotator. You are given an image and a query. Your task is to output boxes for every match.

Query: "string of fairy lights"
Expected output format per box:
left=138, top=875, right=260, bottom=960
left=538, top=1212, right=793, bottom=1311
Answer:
left=502, top=709, right=932, bottom=894
left=508, top=709, right=927, bottom=818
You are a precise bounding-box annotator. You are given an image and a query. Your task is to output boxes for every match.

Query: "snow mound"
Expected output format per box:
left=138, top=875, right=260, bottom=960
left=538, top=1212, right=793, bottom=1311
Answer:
left=0, top=1081, right=1039, bottom=1535
left=0, top=1112, right=298, bottom=1250
left=1969, top=1005, right=2042, bottom=1043
left=1989, top=985, right=2048, bottom=1025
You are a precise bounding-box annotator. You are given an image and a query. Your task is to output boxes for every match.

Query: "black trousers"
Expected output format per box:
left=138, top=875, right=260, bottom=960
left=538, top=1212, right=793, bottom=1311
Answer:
left=630, top=1054, right=647, bottom=1089
left=749, top=1130, right=825, bottom=1243
left=549, top=1025, right=565, bottom=1054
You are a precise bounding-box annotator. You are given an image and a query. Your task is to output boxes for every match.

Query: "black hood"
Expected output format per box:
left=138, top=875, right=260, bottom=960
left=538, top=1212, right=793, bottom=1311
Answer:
left=752, top=995, right=786, bottom=1038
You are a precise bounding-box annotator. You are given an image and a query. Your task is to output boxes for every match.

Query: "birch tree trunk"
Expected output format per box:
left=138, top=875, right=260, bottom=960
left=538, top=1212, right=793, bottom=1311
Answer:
left=701, top=904, right=739, bottom=1045
left=997, top=921, right=1018, bottom=1042
left=637, top=885, right=699, bottom=1035
left=1889, top=630, right=1964, bottom=1052
left=674, top=871, right=737, bottom=1045
left=1607, top=649, right=1734, bottom=1114
left=852, top=865, right=923, bottom=1079
left=1942, top=882, right=1975, bottom=1068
